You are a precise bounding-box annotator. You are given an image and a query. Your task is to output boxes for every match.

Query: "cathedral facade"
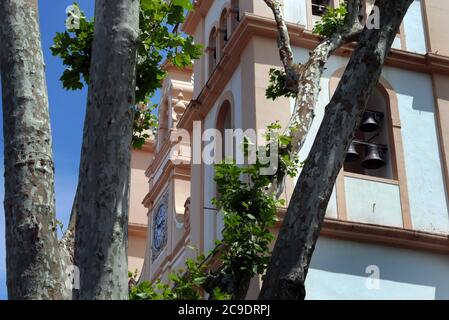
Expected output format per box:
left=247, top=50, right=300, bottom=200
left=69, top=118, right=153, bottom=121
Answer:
left=128, top=0, right=449, bottom=299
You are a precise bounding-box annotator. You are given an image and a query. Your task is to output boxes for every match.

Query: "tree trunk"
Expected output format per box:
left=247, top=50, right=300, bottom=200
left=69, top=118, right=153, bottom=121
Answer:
left=264, top=0, right=363, bottom=197
left=73, top=0, right=140, bottom=300
left=206, top=1, right=364, bottom=298
left=259, top=0, right=413, bottom=300
left=285, top=34, right=346, bottom=166
left=0, top=0, right=69, bottom=299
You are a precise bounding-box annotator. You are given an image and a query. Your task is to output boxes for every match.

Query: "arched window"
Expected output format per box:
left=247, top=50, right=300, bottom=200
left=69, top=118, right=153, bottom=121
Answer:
left=216, top=100, right=232, bottom=163
left=207, top=27, right=217, bottom=78
left=218, top=9, right=228, bottom=59
left=344, top=86, right=396, bottom=180
left=215, top=100, right=233, bottom=241
left=230, top=0, right=240, bottom=32
left=331, top=69, right=411, bottom=228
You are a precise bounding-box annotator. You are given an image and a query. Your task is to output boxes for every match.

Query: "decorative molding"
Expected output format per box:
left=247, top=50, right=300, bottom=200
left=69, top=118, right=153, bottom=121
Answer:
left=149, top=232, right=190, bottom=283
left=145, top=138, right=172, bottom=177
left=322, top=218, right=449, bottom=254
left=184, top=197, right=191, bottom=231
left=275, top=210, right=449, bottom=254
left=343, top=171, right=399, bottom=186
left=151, top=189, right=169, bottom=262
left=143, top=161, right=190, bottom=209
left=183, top=0, right=214, bottom=35
left=178, top=13, right=449, bottom=133
left=140, top=138, right=155, bottom=153
left=128, top=223, right=147, bottom=237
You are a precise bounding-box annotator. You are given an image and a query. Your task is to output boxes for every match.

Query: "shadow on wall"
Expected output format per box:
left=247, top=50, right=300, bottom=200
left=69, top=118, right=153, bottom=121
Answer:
left=387, top=70, right=434, bottom=113
left=307, top=237, right=449, bottom=300
left=381, top=67, right=449, bottom=233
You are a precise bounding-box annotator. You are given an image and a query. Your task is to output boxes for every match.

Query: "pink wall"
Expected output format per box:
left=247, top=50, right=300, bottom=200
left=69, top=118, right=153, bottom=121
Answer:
left=129, top=149, right=153, bottom=226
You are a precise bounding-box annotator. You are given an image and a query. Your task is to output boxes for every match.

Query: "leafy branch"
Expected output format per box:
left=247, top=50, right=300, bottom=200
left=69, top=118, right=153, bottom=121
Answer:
left=129, top=123, right=300, bottom=300
left=312, top=3, right=348, bottom=38
left=265, top=68, right=298, bottom=101
left=51, top=1, right=202, bottom=149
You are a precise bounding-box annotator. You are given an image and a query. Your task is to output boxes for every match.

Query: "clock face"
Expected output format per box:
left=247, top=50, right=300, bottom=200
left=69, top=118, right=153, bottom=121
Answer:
left=153, top=204, right=167, bottom=251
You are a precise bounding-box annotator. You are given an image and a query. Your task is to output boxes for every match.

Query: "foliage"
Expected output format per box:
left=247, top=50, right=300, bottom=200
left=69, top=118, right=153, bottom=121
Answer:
left=212, top=162, right=279, bottom=286
left=129, top=253, right=205, bottom=300
left=133, top=103, right=158, bottom=149
left=267, top=3, right=348, bottom=101
left=312, top=3, right=348, bottom=38
left=50, top=4, right=93, bottom=90
left=128, top=123, right=300, bottom=300
left=129, top=250, right=231, bottom=300
left=51, top=1, right=202, bottom=149
left=135, top=0, right=202, bottom=103
left=265, top=68, right=298, bottom=101
left=265, top=122, right=301, bottom=181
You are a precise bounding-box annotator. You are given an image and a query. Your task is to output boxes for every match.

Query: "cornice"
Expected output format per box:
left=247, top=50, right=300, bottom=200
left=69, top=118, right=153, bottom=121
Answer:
left=322, top=218, right=449, bottom=254
left=128, top=223, right=147, bottom=237
left=145, top=138, right=172, bottom=177
left=183, top=0, right=213, bottom=35
left=140, top=138, right=155, bottom=153
left=143, top=160, right=191, bottom=209
left=178, top=13, right=449, bottom=132
left=276, top=207, right=449, bottom=254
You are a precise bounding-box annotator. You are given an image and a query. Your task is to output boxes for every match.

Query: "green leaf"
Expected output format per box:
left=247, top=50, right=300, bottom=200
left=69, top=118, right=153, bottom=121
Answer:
left=172, top=0, right=193, bottom=10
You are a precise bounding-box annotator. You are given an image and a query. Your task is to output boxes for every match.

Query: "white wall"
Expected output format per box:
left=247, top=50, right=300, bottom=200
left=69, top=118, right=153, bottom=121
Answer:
left=345, top=177, right=403, bottom=227
left=203, top=65, right=243, bottom=253
left=382, top=66, right=449, bottom=234
left=403, top=0, right=427, bottom=54
left=306, top=237, right=449, bottom=299
left=282, top=0, right=427, bottom=54
left=283, top=0, right=308, bottom=27
left=291, top=45, right=449, bottom=234
left=291, top=48, right=348, bottom=218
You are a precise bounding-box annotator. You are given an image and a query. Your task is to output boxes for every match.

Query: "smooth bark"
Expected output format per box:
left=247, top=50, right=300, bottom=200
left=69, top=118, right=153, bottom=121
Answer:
left=73, top=0, right=140, bottom=299
left=259, top=0, right=413, bottom=300
left=206, top=0, right=364, bottom=298
left=265, top=0, right=363, bottom=197
left=0, top=0, right=69, bottom=299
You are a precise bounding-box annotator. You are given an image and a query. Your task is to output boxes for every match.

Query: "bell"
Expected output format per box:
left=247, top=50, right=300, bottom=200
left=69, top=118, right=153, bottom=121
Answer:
left=359, top=111, right=380, bottom=132
left=345, top=141, right=360, bottom=162
left=362, top=144, right=386, bottom=169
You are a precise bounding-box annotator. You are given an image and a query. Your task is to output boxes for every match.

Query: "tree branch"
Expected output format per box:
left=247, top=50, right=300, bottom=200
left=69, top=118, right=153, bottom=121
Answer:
left=259, top=0, right=414, bottom=300
left=267, top=0, right=364, bottom=197
left=263, top=0, right=294, bottom=72
left=1, top=0, right=71, bottom=300
left=201, top=0, right=368, bottom=299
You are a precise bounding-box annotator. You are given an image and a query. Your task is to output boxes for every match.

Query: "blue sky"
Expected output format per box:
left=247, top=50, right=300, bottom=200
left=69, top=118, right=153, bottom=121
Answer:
left=0, top=1, right=94, bottom=300
left=0, top=1, right=163, bottom=300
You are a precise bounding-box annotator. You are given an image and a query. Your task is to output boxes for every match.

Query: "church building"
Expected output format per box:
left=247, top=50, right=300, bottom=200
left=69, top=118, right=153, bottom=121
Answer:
left=128, top=0, right=449, bottom=299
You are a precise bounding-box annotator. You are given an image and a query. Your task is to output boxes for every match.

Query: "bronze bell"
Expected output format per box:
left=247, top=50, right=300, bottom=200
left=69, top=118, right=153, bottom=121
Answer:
left=359, top=111, right=380, bottom=132
left=362, top=144, right=386, bottom=169
left=345, top=141, right=360, bottom=162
